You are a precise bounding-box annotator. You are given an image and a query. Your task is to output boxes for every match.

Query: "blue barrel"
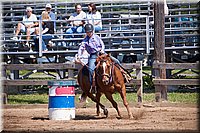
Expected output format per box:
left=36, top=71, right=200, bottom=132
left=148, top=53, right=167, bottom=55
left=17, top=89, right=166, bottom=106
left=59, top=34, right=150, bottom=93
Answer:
left=48, top=80, right=76, bottom=120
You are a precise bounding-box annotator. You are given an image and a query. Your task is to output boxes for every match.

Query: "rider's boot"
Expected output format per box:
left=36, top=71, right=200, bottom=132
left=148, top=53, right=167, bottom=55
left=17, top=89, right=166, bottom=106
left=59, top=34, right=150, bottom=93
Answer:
left=118, top=66, right=132, bottom=83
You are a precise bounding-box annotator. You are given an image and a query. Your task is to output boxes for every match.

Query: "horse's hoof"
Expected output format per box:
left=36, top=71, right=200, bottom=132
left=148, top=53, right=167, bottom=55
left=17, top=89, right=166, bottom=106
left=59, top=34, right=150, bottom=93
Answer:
left=129, top=116, right=134, bottom=119
left=128, top=113, right=134, bottom=119
left=116, top=116, right=122, bottom=119
left=104, top=109, right=108, bottom=118
left=96, top=112, right=101, bottom=116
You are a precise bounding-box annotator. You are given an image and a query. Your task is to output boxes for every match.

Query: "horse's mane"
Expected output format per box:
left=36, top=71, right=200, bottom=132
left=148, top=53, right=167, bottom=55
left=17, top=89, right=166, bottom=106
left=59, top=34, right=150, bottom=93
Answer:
left=95, top=54, right=112, bottom=65
left=96, top=54, right=122, bottom=71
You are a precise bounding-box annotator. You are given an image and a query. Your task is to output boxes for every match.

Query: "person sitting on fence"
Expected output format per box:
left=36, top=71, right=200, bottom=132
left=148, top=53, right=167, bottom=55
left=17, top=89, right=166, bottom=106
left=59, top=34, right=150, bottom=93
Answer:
left=76, top=24, right=132, bottom=92
left=11, top=7, right=38, bottom=46
left=33, top=11, right=54, bottom=51
left=65, top=3, right=86, bottom=35
left=86, top=3, right=102, bottom=32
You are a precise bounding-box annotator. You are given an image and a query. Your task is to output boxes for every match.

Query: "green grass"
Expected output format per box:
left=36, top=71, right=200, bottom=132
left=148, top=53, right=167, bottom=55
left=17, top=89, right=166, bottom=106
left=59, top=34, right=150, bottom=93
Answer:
left=7, top=92, right=198, bottom=104
left=8, top=94, right=48, bottom=104
left=168, top=92, right=198, bottom=103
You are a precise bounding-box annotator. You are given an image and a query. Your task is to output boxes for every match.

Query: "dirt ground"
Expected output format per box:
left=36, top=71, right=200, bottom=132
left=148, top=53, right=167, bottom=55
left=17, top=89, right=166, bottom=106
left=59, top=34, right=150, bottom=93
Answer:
left=2, top=101, right=199, bottom=132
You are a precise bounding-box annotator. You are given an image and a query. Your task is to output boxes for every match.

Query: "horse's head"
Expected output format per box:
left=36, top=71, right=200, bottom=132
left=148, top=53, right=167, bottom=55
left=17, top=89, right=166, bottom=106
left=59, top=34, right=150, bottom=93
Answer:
left=96, top=54, right=113, bottom=85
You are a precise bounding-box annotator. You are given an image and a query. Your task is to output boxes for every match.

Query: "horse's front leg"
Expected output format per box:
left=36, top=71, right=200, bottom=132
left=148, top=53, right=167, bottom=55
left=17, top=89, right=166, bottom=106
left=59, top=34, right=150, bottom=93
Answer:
left=95, top=91, right=102, bottom=116
left=104, top=92, right=122, bottom=119
left=119, top=85, right=133, bottom=119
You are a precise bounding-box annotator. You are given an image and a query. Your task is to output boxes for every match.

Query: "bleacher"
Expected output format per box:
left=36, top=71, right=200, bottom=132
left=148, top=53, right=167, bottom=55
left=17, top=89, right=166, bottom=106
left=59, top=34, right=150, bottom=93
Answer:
left=1, top=0, right=199, bottom=64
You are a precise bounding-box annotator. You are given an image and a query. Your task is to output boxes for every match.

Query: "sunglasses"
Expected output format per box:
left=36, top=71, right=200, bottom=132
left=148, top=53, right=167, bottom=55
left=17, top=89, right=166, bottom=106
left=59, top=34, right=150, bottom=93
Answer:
left=26, top=10, right=32, bottom=12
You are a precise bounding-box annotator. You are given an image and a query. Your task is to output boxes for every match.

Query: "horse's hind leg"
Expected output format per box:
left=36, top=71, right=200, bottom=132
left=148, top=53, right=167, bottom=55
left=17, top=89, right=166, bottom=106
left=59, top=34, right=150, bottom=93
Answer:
left=104, top=92, right=122, bottom=119
left=119, top=86, right=133, bottom=119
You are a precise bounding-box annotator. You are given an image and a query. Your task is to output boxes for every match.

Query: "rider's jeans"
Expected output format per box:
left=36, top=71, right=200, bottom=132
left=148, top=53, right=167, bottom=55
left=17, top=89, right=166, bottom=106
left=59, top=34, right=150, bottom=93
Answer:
left=88, top=53, right=98, bottom=86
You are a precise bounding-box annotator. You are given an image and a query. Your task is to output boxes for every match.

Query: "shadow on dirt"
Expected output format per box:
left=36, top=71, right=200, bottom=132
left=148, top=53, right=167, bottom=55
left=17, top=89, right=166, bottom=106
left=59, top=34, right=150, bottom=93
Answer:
left=74, top=115, right=106, bottom=120
left=31, top=115, right=106, bottom=121
left=31, top=117, right=49, bottom=120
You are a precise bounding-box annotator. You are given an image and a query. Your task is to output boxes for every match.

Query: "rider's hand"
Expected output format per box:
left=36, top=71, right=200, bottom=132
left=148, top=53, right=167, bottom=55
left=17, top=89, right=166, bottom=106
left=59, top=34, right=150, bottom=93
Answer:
left=74, top=54, right=82, bottom=64
left=75, top=58, right=81, bottom=64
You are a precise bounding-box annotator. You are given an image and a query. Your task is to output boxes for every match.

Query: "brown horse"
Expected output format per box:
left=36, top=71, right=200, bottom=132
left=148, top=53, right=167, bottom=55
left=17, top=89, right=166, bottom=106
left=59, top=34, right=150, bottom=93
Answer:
left=77, top=62, right=108, bottom=117
left=95, top=54, right=133, bottom=119
left=77, top=54, right=133, bottom=119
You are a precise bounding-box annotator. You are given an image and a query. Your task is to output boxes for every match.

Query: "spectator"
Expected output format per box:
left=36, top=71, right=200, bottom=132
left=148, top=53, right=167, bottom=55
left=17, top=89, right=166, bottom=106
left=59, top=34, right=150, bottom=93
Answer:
left=86, top=3, right=102, bottom=32
left=76, top=24, right=131, bottom=91
left=11, top=7, right=38, bottom=46
left=65, top=3, right=86, bottom=34
left=34, top=11, right=54, bottom=51
left=44, top=4, right=56, bottom=31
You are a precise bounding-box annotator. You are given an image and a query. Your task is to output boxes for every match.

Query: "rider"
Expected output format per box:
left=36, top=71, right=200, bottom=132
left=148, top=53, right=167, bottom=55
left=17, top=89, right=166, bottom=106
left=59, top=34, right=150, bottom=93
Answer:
left=77, top=24, right=132, bottom=91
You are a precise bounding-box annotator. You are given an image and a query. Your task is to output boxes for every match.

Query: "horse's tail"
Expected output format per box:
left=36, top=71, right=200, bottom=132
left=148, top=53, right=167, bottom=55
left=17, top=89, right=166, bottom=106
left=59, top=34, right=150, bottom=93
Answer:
left=77, top=65, right=89, bottom=103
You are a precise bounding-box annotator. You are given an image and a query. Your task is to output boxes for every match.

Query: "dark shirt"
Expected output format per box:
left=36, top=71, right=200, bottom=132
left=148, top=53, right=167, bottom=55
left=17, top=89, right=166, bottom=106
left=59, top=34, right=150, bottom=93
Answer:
left=43, top=21, right=54, bottom=34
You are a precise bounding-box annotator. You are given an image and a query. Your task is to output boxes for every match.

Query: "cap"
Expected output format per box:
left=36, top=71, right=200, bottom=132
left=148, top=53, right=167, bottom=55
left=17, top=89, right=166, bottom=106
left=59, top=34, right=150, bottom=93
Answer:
left=26, top=7, right=32, bottom=12
left=45, top=4, right=52, bottom=9
left=85, top=24, right=94, bottom=32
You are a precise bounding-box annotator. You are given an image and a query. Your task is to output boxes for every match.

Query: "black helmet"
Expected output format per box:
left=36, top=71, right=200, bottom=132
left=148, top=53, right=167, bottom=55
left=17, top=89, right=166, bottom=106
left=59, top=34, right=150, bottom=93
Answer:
left=85, top=24, right=94, bottom=32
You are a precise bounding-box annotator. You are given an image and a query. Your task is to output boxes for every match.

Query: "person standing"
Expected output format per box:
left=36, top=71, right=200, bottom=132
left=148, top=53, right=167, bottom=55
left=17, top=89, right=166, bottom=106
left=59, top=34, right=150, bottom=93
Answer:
left=86, top=3, right=102, bottom=32
left=11, top=7, right=38, bottom=46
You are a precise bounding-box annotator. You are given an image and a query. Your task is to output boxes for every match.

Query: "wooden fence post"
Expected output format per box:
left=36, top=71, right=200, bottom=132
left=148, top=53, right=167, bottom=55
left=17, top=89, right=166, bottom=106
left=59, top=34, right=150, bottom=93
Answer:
left=153, top=60, right=161, bottom=102
left=154, top=0, right=167, bottom=102
left=136, top=61, right=143, bottom=103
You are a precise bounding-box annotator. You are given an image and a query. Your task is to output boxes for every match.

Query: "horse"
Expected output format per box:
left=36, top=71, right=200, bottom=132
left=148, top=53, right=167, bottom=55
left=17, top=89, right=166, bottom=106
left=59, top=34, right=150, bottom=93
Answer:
left=77, top=54, right=133, bottom=119
left=95, top=54, right=133, bottom=119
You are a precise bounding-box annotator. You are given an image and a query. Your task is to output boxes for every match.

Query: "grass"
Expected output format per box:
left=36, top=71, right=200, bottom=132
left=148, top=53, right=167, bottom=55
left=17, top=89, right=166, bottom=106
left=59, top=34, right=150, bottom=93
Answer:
left=7, top=92, right=198, bottom=104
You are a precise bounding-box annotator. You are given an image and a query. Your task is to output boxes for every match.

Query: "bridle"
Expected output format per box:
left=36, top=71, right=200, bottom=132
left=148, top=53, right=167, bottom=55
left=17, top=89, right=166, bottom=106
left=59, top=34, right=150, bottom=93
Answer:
left=96, top=58, right=114, bottom=84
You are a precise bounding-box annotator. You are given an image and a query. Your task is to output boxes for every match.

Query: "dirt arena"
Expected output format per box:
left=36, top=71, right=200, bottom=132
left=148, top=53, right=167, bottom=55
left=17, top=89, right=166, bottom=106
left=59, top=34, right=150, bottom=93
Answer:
left=2, top=101, right=199, bottom=132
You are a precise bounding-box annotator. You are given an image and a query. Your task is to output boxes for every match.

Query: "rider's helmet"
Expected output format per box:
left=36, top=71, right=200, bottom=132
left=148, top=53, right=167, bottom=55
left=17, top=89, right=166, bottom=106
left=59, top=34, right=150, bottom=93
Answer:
left=85, top=24, right=94, bottom=32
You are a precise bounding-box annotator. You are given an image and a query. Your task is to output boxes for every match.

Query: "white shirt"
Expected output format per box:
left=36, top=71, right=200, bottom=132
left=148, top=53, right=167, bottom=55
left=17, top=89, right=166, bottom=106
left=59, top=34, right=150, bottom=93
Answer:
left=22, top=13, right=37, bottom=26
left=68, top=11, right=86, bottom=26
left=86, top=11, right=102, bottom=28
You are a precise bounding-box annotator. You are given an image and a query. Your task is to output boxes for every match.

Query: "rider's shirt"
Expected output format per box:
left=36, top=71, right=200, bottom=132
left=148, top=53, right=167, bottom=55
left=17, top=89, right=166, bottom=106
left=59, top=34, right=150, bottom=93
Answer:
left=78, top=34, right=105, bottom=56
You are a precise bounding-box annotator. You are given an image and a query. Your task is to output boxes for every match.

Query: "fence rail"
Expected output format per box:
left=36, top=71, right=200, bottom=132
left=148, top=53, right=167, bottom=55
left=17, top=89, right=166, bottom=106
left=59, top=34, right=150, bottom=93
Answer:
left=153, top=60, right=199, bottom=101
left=2, top=61, right=143, bottom=103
